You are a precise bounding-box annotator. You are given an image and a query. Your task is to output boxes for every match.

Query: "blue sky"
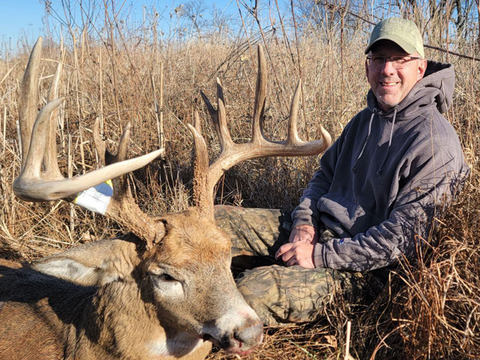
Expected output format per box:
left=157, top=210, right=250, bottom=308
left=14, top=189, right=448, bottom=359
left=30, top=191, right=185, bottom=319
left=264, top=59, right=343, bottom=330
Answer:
left=0, top=0, right=240, bottom=45
left=0, top=0, right=46, bottom=42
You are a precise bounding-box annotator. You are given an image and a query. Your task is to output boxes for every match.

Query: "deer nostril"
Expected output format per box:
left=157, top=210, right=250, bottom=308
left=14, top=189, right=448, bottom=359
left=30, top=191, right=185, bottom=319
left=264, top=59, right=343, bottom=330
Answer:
left=202, top=333, right=213, bottom=342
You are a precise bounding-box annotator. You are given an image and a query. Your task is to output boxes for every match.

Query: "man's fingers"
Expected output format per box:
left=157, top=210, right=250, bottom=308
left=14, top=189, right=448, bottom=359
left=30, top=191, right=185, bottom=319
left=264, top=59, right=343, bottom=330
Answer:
left=276, top=241, right=316, bottom=268
left=286, top=257, right=297, bottom=266
left=275, top=244, right=289, bottom=259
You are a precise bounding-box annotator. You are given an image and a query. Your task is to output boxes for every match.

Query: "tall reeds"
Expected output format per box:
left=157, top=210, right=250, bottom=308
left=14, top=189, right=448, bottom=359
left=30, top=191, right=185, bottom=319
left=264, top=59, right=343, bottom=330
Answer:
left=0, top=0, right=478, bottom=358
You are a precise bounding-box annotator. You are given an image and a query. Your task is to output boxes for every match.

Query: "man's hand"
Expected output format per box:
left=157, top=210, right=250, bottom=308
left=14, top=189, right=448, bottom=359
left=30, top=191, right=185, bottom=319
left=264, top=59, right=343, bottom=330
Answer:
left=288, top=225, right=318, bottom=244
left=276, top=225, right=318, bottom=268
left=275, top=241, right=316, bottom=268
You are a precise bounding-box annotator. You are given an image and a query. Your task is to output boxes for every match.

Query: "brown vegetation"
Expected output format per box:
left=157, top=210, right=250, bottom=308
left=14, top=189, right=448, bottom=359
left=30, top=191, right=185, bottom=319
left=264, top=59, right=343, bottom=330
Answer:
left=0, top=1, right=479, bottom=359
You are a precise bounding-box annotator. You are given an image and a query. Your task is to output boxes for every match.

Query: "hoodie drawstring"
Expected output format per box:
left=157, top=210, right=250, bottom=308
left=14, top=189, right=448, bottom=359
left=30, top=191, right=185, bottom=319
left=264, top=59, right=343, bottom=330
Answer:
left=377, top=107, right=398, bottom=175
left=352, top=110, right=375, bottom=173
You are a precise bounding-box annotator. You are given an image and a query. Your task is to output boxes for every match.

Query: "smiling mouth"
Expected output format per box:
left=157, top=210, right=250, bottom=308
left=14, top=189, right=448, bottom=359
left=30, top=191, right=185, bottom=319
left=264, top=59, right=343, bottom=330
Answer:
left=380, top=81, right=398, bottom=87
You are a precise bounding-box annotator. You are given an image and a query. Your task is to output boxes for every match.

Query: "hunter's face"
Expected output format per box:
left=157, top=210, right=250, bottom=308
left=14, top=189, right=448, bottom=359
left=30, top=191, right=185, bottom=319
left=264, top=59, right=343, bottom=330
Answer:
left=366, top=40, right=427, bottom=112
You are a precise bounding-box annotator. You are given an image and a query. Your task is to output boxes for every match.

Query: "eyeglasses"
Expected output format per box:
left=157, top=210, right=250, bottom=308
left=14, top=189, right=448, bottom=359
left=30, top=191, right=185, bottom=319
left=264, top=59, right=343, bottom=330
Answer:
left=366, top=55, right=422, bottom=69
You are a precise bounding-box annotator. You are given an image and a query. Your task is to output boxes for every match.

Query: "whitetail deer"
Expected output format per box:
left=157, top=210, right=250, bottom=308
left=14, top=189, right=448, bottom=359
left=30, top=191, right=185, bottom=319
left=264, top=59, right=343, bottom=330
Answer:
left=0, top=37, right=331, bottom=360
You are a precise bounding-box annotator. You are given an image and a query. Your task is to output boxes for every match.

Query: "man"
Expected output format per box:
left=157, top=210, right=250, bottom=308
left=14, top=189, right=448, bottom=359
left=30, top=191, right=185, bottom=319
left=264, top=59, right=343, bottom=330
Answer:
left=215, top=17, right=469, bottom=325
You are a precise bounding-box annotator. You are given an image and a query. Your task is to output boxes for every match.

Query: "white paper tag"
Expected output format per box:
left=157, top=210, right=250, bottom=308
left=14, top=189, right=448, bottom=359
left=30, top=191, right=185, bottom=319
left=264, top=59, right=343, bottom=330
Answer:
left=74, top=180, right=113, bottom=215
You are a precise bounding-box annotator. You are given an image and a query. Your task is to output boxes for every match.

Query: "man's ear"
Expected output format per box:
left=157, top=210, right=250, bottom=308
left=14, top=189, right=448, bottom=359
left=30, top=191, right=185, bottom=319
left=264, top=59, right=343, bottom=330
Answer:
left=417, top=59, right=428, bottom=80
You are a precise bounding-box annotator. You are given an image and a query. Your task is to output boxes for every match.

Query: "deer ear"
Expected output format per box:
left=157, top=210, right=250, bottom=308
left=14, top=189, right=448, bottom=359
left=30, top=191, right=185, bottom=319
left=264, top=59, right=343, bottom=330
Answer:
left=32, top=239, right=140, bottom=286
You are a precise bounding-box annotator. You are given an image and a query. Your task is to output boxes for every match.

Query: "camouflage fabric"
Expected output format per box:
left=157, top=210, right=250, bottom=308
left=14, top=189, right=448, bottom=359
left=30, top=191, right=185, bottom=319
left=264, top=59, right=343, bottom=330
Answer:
left=214, top=205, right=384, bottom=326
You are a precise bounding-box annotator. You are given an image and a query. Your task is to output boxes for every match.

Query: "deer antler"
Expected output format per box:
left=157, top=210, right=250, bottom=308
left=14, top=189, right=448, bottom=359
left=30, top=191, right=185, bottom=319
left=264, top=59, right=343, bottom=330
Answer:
left=191, top=45, right=332, bottom=216
left=14, top=37, right=165, bottom=248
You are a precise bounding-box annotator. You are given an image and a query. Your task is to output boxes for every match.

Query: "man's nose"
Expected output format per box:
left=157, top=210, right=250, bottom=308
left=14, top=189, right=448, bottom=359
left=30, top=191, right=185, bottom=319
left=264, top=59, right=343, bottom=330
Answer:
left=380, top=59, right=396, bottom=75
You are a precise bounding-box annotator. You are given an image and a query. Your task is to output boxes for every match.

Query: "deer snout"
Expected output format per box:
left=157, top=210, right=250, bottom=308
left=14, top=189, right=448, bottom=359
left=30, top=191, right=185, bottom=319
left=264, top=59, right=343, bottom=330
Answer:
left=202, top=309, right=263, bottom=355
left=212, top=315, right=263, bottom=355
left=232, top=321, right=263, bottom=352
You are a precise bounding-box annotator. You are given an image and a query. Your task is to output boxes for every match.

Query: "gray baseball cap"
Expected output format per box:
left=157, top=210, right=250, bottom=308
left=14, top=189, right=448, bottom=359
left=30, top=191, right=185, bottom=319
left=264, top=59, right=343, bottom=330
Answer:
left=365, top=17, right=424, bottom=58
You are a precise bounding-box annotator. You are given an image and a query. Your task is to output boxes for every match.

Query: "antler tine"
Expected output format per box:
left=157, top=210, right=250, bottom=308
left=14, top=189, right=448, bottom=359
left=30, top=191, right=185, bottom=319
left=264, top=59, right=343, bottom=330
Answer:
left=93, top=117, right=107, bottom=165
left=18, top=37, right=42, bottom=171
left=93, top=119, right=131, bottom=196
left=19, top=98, right=64, bottom=183
left=44, top=59, right=63, bottom=180
left=286, top=80, right=332, bottom=148
left=286, top=80, right=302, bottom=145
left=195, top=44, right=332, bottom=216
left=93, top=118, right=131, bottom=166
left=193, top=109, right=202, bottom=133
left=114, top=122, right=131, bottom=162
left=200, top=79, right=234, bottom=152
left=215, top=78, right=235, bottom=151
left=188, top=112, right=210, bottom=212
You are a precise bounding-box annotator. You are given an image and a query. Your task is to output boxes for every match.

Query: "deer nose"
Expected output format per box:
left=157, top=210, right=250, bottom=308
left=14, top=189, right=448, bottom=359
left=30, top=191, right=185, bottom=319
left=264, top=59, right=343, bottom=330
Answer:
left=234, top=322, right=263, bottom=348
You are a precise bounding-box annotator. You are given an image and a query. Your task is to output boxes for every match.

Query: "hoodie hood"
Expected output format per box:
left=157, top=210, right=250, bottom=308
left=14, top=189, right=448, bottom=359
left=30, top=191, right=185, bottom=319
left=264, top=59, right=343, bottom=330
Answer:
left=367, top=61, right=455, bottom=119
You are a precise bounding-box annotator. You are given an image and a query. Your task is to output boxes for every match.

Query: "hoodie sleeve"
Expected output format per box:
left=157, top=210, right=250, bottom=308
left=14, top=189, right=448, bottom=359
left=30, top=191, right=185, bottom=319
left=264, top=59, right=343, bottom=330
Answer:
left=313, top=138, right=469, bottom=272
left=291, top=127, right=347, bottom=229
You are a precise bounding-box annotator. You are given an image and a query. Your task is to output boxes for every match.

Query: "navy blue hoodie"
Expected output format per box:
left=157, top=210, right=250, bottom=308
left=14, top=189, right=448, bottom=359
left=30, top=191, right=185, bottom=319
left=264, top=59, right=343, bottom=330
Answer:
left=292, top=61, right=469, bottom=272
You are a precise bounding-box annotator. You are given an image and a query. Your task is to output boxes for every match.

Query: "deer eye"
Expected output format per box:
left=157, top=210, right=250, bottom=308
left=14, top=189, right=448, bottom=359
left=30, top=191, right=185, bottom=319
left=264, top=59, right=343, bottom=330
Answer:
left=157, top=273, right=176, bottom=282
left=148, top=268, right=185, bottom=298
left=147, top=267, right=179, bottom=283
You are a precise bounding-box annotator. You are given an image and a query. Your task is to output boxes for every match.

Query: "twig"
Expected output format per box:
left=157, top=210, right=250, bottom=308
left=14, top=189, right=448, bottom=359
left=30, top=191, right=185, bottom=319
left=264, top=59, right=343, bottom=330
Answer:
left=345, top=320, right=352, bottom=360
left=2, top=107, right=6, bottom=156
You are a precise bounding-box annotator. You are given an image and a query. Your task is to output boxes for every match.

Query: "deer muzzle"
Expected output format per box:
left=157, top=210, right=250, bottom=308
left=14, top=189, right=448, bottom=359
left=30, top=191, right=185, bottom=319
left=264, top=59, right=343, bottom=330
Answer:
left=202, top=305, right=263, bottom=355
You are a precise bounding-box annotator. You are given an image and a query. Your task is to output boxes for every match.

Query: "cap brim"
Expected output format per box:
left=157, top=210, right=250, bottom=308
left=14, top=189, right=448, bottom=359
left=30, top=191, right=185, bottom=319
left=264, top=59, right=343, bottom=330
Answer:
left=365, top=35, right=418, bottom=55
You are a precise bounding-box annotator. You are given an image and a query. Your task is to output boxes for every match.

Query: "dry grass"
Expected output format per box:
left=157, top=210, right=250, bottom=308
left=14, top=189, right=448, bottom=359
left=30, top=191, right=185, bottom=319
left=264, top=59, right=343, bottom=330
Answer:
left=0, top=1, right=479, bottom=358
